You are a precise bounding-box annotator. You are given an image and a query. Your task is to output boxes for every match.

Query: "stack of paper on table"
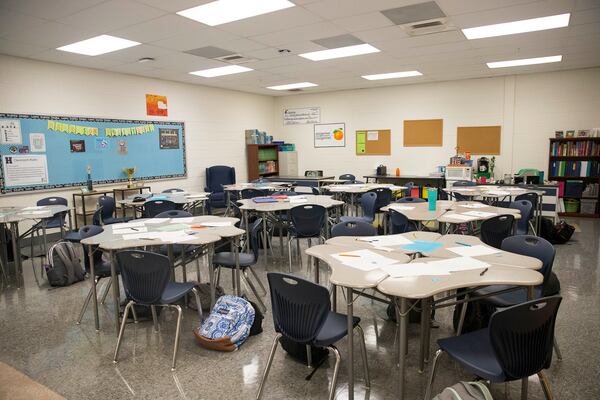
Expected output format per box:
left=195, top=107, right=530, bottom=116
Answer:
left=357, top=235, right=413, bottom=248
left=381, top=257, right=489, bottom=277
left=145, top=218, right=170, bottom=224
left=173, top=217, right=194, bottom=223
left=113, top=226, right=148, bottom=234
left=462, top=211, right=497, bottom=218
left=401, top=241, right=444, bottom=253
left=446, top=244, right=501, bottom=257
left=331, top=249, right=400, bottom=271
left=110, top=221, right=146, bottom=229
left=122, top=231, right=198, bottom=243
left=442, top=213, right=480, bottom=222
left=197, top=221, right=234, bottom=227
left=388, top=205, right=415, bottom=211
left=289, top=197, right=308, bottom=203
left=460, top=203, right=488, bottom=209
left=157, top=223, right=189, bottom=232
left=487, top=190, right=510, bottom=196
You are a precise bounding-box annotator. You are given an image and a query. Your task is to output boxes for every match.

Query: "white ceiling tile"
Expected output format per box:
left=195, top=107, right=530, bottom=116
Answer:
left=110, top=14, right=208, bottom=43
left=149, top=52, right=225, bottom=72
left=370, top=30, right=465, bottom=51
left=0, top=38, right=49, bottom=57
left=352, top=25, right=410, bottom=44
left=216, top=6, right=323, bottom=37
left=56, top=0, right=167, bottom=33
left=216, top=38, right=267, bottom=53
left=0, top=0, right=106, bottom=20
left=97, top=44, right=175, bottom=63
left=150, top=28, right=242, bottom=51
left=436, top=0, right=539, bottom=16
left=251, top=22, right=347, bottom=47
left=0, top=9, right=49, bottom=38
left=332, top=12, right=395, bottom=32
left=3, top=21, right=101, bottom=48
left=244, top=42, right=324, bottom=60
left=575, top=0, right=600, bottom=10
left=33, top=49, right=124, bottom=69
left=302, top=0, right=428, bottom=19
left=131, top=0, right=213, bottom=13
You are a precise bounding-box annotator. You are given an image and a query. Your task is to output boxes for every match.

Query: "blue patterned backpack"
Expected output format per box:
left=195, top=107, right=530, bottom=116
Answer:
left=193, top=295, right=255, bottom=352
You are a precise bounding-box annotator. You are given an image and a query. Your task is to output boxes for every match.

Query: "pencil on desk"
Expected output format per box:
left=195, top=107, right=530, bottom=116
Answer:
left=338, top=254, right=360, bottom=257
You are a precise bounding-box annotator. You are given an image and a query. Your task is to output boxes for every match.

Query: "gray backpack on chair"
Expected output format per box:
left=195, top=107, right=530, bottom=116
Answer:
left=46, top=241, right=85, bottom=287
left=433, top=381, right=493, bottom=400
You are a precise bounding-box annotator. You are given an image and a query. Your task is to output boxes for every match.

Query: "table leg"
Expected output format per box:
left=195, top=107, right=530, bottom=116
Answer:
left=419, top=298, right=427, bottom=373
left=208, top=243, right=216, bottom=309
left=424, top=298, right=431, bottom=363
left=262, top=216, right=268, bottom=264
left=109, top=250, right=120, bottom=334
left=398, top=297, right=408, bottom=400
left=244, top=210, right=250, bottom=253
left=225, top=191, right=231, bottom=217
left=313, top=254, right=319, bottom=284
left=87, top=244, right=100, bottom=331
left=10, top=222, right=23, bottom=288
left=234, top=236, right=241, bottom=297
left=346, top=286, right=354, bottom=400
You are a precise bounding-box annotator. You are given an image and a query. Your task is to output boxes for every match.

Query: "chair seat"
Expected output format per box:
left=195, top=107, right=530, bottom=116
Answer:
left=160, top=282, right=196, bottom=304
left=103, top=216, right=133, bottom=225
left=33, top=218, right=65, bottom=229
left=437, top=328, right=506, bottom=382
left=64, top=230, right=82, bottom=243
left=339, top=216, right=373, bottom=224
left=94, top=260, right=118, bottom=278
left=213, top=252, right=255, bottom=268
left=516, top=227, right=528, bottom=235
left=474, top=285, right=543, bottom=307
left=157, top=244, right=198, bottom=258
left=313, top=312, right=360, bottom=347
left=288, top=226, right=321, bottom=239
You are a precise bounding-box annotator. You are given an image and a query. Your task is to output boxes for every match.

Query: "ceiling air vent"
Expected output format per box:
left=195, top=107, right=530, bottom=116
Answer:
left=185, top=46, right=256, bottom=63
left=401, top=17, right=454, bottom=36
left=381, top=2, right=455, bottom=36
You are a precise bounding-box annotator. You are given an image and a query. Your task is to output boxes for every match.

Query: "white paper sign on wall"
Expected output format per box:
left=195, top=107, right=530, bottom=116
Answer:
left=283, top=107, right=320, bottom=125
left=2, top=154, right=49, bottom=186
left=314, top=123, right=345, bottom=148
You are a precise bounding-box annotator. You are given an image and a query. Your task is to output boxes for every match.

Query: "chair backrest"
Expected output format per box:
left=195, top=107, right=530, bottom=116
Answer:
left=331, top=221, right=376, bottom=237
left=248, top=218, right=263, bottom=261
left=515, top=193, right=538, bottom=220
left=205, top=165, right=235, bottom=193
left=509, top=200, right=533, bottom=234
left=396, top=197, right=426, bottom=203
left=403, top=182, right=414, bottom=197
left=290, top=205, right=327, bottom=237
left=97, top=195, right=116, bottom=219
left=116, top=250, right=171, bottom=305
left=92, top=207, right=103, bottom=226
left=144, top=200, right=176, bottom=218
left=501, top=235, right=555, bottom=285
left=37, top=196, right=68, bottom=206
left=162, top=188, right=184, bottom=193
left=453, top=180, right=476, bottom=187
left=489, top=296, right=562, bottom=380
left=311, top=187, right=320, bottom=195
left=267, top=272, right=331, bottom=344
left=368, top=187, right=392, bottom=212
left=241, top=188, right=267, bottom=199
left=389, top=209, right=412, bottom=234
left=360, top=192, right=377, bottom=221
left=480, top=214, right=515, bottom=249
left=154, top=210, right=192, bottom=219
left=79, top=225, right=104, bottom=270
left=339, top=174, right=356, bottom=182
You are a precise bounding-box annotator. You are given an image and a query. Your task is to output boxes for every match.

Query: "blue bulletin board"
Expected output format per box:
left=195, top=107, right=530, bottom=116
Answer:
left=0, top=113, right=186, bottom=193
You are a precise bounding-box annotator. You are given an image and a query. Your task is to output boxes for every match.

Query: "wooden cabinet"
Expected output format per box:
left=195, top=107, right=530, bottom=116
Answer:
left=246, top=144, right=279, bottom=181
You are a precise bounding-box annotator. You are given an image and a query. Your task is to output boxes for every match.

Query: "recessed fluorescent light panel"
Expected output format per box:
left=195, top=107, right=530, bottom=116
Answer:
left=362, top=71, right=423, bottom=80
left=177, top=0, right=295, bottom=26
left=189, top=65, right=253, bottom=77
left=267, top=82, right=318, bottom=90
left=462, top=13, right=570, bottom=40
left=57, top=35, right=140, bottom=56
left=299, top=44, right=380, bottom=61
left=486, top=55, right=562, bottom=69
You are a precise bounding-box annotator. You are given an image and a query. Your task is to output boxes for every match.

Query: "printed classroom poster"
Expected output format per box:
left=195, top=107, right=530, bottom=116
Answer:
left=314, top=123, right=345, bottom=148
left=159, top=128, right=179, bottom=149
left=146, top=94, right=168, bottom=117
left=2, top=154, right=48, bottom=186
left=283, top=107, right=320, bottom=125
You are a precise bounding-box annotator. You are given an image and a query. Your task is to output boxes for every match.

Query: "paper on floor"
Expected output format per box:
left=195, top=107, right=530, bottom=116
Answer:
left=446, top=244, right=501, bottom=257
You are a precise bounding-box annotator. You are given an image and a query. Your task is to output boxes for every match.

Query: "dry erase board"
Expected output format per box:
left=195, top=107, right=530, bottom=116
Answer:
left=0, top=113, right=186, bottom=193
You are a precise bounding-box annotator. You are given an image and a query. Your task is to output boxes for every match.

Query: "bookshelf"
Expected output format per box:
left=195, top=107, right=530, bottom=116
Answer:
left=548, top=137, right=600, bottom=217
left=246, top=144, right=279, bottom=181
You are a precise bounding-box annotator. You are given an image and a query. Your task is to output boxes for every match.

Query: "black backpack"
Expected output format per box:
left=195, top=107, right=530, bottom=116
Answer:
left=540, top=217, right=575, bottom=244
left=45, top=241, right=85, bottom=287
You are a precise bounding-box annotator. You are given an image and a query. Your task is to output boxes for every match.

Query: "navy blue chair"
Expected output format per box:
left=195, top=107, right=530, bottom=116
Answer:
left=272, top=191, right=299, bottom=197
left=368, top=187, right=392, bottom=213
left=389, top=209, right=417, bottom=234
left=403, top=182, right=414, bottom=198
left=162, top=188, right=184, bottom=193
left=395, top=197, right=426, bottom=203
left=453, top=180, right=477, bottom=187
left=76, top=225, right=118, bottom=324
left=340, top=192, right=377, bottom=224
left=92, top=207, right=103, bottom=226
left=339, top=173, right=356, bottom=183
left=213, top=219, right=266, bottom=311
left=515, top=193, right=539, bottom=234
left=425, top=296, right=562, bottom=400
left=205, top=165, right=236, bottom=213
left=114, top=250, right=202, bottom=371
left=144, top=200, right=177, bottom=218
left=256, top=273, right=369, bottom=400
left=98, top=195, right=131, bottom=225
left=509, top=200, right=533, bottom=235
left=288, top=205, right=327, bottom=272
left=155, top=210, right=192, bottom=219
left=311, top=187, right=321, bottom=195
left=480, top=214, right=515, bottom=249
left=331, top=221, right=376, bottom=237
left=241, top=188, right=268, bottom=199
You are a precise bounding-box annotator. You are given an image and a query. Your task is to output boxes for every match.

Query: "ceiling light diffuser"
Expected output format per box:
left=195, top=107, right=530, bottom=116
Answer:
left=266, top=82, right=318, bottom=90
left=362, top=71, right=422, bottom=80
left=57, top=35, right=140, bottom=56
left=462, top=13, right=570, bottom=40
left=299, top=44, right=380, bottom=61
left=177, top=0, right=295, bottom=26
left=486, top=55, right=562, bottom=68
left=189, top=65, right=253, bottom=77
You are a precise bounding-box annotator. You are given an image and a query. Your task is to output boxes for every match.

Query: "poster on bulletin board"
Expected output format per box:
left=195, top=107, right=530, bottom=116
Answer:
left=0, top=113, right=186, bottom=193
left=314, top=123, right=345, bottom=148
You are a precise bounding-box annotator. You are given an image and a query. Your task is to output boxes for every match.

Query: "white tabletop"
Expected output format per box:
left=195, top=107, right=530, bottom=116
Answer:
left=0, top=205, right=69, bottom=223
left=223, top=183, right=291, bottom=191
left=118, top=192, right=209, bottom=206
left=381, top=200, right=521, bottom=223
left=445, top=186, right=544, bottom=198
left=238, top=194, right=343, bottom=212
left=323, top=183, right=407, bottom=193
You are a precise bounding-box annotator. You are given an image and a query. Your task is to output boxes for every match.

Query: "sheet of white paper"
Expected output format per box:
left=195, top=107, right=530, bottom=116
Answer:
left=22, top=206, right=46, bottom=211
left=122, top=232, right=162, bottom=240
left=460, top=203, right=488, bottom=209
left=29, top=133, right=46, bottom=152
left=199, top=221, right=234, bottom=227
left=388, top=205, right=415, bottom=211
left=144, top=218, right=170, bottom=224
left=455, top=188, right=476, bottom=192
left=446, top=245, right=501, bottom=257
left=367, top=131, right=379, bottom=141
left=110, top=221, right=146, bottom=229
left=23, top=210, right=48, bottom=215
left=487, top=190, right=510, bottom=196
left=443, top=213, right=479, bottom=222
left=381, top=257, right=489, bottom=277
left=113, top=227, right=148, bottom=234
left=173, top=217, right=194, bottom=223
left=331, top=249, right=400, bottom=271
left=358, top=235, right=414, bottom=246
left=0, top=119, right=22, bottom=144
left=289, top=197, right=308, bottom=203
left=2, top=154, right=48, bottom=186
left=462, top=211, right=497, bottom=218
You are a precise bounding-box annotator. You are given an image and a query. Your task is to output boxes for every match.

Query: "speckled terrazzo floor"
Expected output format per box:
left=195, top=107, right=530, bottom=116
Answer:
left=1, top=218, right=598, bottom=400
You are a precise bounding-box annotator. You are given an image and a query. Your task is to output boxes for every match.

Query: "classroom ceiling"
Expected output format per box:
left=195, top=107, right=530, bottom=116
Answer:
left=1, top=0, right=599, bottom=96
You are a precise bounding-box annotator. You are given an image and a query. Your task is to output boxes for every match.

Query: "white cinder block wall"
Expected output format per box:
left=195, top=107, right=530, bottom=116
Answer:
left=0, top=55, right=275, bottom=214
left=272, top=68, right=600, bottom=181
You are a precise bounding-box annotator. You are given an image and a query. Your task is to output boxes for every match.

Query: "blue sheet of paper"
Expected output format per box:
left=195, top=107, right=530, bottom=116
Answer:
left=401, top=241, right=444, bottom=253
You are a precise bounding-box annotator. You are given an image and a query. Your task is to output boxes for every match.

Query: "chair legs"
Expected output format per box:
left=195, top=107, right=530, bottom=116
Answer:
left=256, top=333, right=282, bottom=400
left=356, top=324, right=371, bottom=388
left=328, top=345, right=342, bottom=400
left=150, top=305, right=159, bottom=332
left=287, top=237, right=293, bottom=273
left=242, top=271, right=267, bottom=312
left=113, top=300, right=134, bottom=364
left=191, top=287, right=204, bottom=321
left=171, top=304, right=183, bottom=371
left=248, top=266, right=267, bottom=296
left=538, top=371, right=554, bottom=400
left=553, top=337, right=563, bottom=361
left=76, top=277, right=99, bottom=324
left=424, top=349, right=444, bottom=400
left=100, top=278, right=112, bottom=305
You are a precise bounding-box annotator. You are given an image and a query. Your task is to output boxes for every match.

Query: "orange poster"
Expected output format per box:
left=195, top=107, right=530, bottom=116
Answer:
left=145, top=94, right=168, bottom=117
